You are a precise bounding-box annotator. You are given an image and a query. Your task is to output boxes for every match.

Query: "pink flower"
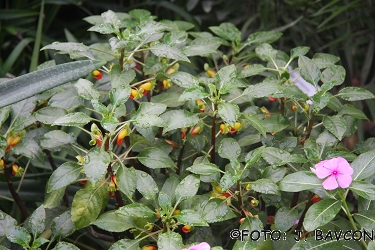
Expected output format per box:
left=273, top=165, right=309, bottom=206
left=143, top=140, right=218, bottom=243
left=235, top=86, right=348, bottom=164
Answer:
left=312, top=157, right=353, bottom=190
left=182, top=242, right=210, bottom=250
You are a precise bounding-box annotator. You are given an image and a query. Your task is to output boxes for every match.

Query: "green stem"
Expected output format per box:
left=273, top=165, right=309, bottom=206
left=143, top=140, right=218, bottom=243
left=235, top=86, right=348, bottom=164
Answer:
left=210, top=105, right=217, bottom=164
left=338, top=191, right=367, bottom=249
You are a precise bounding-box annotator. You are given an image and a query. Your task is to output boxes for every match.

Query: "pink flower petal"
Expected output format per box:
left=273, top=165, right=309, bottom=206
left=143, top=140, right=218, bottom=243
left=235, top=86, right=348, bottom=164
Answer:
left=336, top=158, right=353, bottom=175
left=337, top=174, right=352, bottom=188
left=322, top=175, right=339, bottom=190
left=186, top=242, right=211, bottom=250
left=314, top=161, right=334, bottom=179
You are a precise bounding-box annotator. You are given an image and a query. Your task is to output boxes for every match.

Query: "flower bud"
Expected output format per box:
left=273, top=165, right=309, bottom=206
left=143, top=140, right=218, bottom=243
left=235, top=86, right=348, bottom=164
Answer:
left=165, top=139, right=178, bottom=150
left=142, top=245, right=157, bottom=250
left=182, top=225, right=193, bottom=233
left=291, top=105, right=297, bottom=112
left=260, top=106, right=271, bottom=118
left=181, top=127, right=187, bottom=139
left=130, top=88, right=143, bottom=100
left=162, top=79, right=172, bottom=90
left=220, top=124, right=231, bottom=134
left=92, top=70, right=102, bottom=80
left=117, top=126, right=130, bottom=146
left=239, top=218, right=245, bottom=224
left=311, top=194, right=322, bottom=203
left=139, top=81, right=154, bottom=91
left=190, top=125, right=202, bottom=136
left=250, top=199, right=259, bottom=207
left=196, top=99, right=206, bottom=113
left=12, top=164, right=23, bottom=176
left=0, top=159, right=5, bottom=171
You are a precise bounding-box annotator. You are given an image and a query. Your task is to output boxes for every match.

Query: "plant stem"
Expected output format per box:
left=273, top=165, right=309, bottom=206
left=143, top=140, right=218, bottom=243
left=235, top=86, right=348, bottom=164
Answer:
left=210, top=105, right=217, bottom=164
left=3, top=163, right=28, bottom=220
left=302, top=113, right=315, bottom=144
left=176, top=143, right=185, bottom=175
left=338, top=191, right=367, bottom=249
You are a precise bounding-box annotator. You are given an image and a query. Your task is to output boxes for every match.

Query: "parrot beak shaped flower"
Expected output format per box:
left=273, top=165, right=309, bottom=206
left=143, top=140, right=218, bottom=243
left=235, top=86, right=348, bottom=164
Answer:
left=312, top=157, right=353, bottom=190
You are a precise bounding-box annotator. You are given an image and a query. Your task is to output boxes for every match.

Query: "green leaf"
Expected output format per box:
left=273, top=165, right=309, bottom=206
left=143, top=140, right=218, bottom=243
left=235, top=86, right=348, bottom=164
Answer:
left=138, top=147, right=175, bottom=169
left=136, top=170, right=159, bottom=200
left=250, top=179, right=280, bottom=195
left=110, top=65, right=135, bottom=88
left=275, top=206, right=299, bottom=231
left=336, top=87, right=375, bottom=101
left=218, top=102, right=240, bottom=127
left=263, top=114, right=290, bottom=133
left=53, top=242, right=80, bottom=250
left=240, top=64, right=266, bottom=77
left=245, top=31, right=282, bottom=45
left=262, top=147, right=290, bottom=166
left=51, top=211, right=75, bottom=241
left=174, top=210, right=208, bottom=226
left=178, top=87, right=209, bottom=102
left=101, top=115, right=118, bottom=133
left=279, top=171, right=322, bottom=192
left=0, top=107, right=10, bottom=126
left=351, top=150, right=375, bottom=180
left=40, top=130, right=76, bottom=151
left=109, top=239, right=140, bottom=250
left=216, top=64, right=237, bottom=93
left=32, top=237, right=49, bottom=249
left=134, top=102, right=167, bottom=116
left=84, top=148, right=111, bottom=184
left=320, top=65, right=346, bottom=93
left=311, top=92, right=331, bottom=112
left=0, top=210, right=17, bottom=237
left=47, top=162, right=82, bottom=192
left=161, top=176, right=180, bottom=205
left=151, top=90, right=184, bottom=107
left=52, top=112, right=92, bottom=127
left=0, top=60, right=105, bottom=109
left=175, top=175, right=200, bottom=204
left=322, top=115, right=347, bottom=140
left=312, top=53, right=340, bottom=69
left=150, top=44, right=190, bottom=62
left=34, top=107, right=67, bottom=125
left=218, top=138, right=241, bottom=160
left=183, top=37, right=221, bottom=56
left=201, top=198, right=236, bottom=223
left=262, top=166, right=287, bottom=183
left=255, top=43, right=278, bottom=62
left=13, top=137, right=44, bottom=163
left=74, top=79, right=100, bottom=100
left=110, top=84, right=131, bottom=108
left=243, top=79, right=280, bottom=98
left=41, top=42, right=94, bottom=60
left=349, top=181, right=375, bottom=200
left=160, top=110, right=199, bottom=134
left=158, top=192, right=172, bottom=211
left=102, top=10, right=121, bottom=29
left=44, top=187, right=66, bottom=209
left=298, top=55, right=321, bottom=87
left=71, top=182, right=108, bottom=229
left=168, top=71, right=199, bottom=88
left=303, top=198, right=341, bottom=231
left=209, top=23, right=241, bottom=42
left=116, top=203, right=155, bottom=218
left=338, top=104, right=368, bottom=120
left=291, top=238, right=344, bottom=250
left=353, top=211, right=375, bottom=232
left=28, top=205, right=45, bottom=238
left=88, top=23, right=117, bottom=34
left=5, top=226, right=30, bottom=248
left=133, top=114, right=165, bottom=128
left=186, top=162, right=222, bottom=175
left=157, top=231, right=183, bottom=250
left=49, top=87, right=83, bottom=110
left=290, top=46, right=310, bottom=60
left=245, top=146, right=265, bottom=167
left=116, top=166, right=136, bottom=198
left=220, top=171, right=240, bottom=191
left=245, top=114, right=266, bottom=137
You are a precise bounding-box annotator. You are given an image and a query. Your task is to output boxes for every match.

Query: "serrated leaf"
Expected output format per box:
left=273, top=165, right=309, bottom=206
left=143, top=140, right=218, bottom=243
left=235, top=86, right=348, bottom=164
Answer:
left=349, top=181, right=375, bottom=200
left=40, top=130, right=76, bottom=150
left=279, top=171, right=322, bottom=192
left=183, top=37, right=221, bottom=56
left=352, top=150, right=375, bottom=181
left=109, top=239, right=140, bottom=250
left=201, top=198, right=236, bottom=223
left=218, top=138, right=241, bottom=160
left=336, top=87, right=375, bottom=101
left=218, top=102, right=239, bottom=127
left=110, top=84, right=131, bottom=108
left=245, top=113, right=266, bottom=137
left=49, top=87, right=83, bottom=110
left=52, top=242, right=80, bottom=250
left=150, top=44, right=190, bottom=62
left=338, top=104, right=368, bottom=120
left=220, top=171, right=240, bottom=191
left=262, top=166, right=287, bottom=183
left=41, top=42, right=94, bottom=60
left=312, top=53, right=340, bottom=69
left=32, top=237, right=49, bottom=249
left=320, top=65, right=346, bottom=93
left=34, top=107, right=67, bottom=125
left=88, top=23, right=116, bottom=34
left=43, top=187, right=66, bottom=209
left=84, top=148, right=111, bottom=184
left=161, top=176, right=180, bottom=205
left=133, top=114, right=165, bottom=128
left=138, top=147, right=175, bottom=169
left=158, top=231, right=183, bottom=250
left=93, top=211, right=135, bottom=232
left=110, top=65, right=135, bottom=88
left=12, top=137, right=44, bottom=163
left=175, top=175, right=200, bottom=204
left=136, top=170, right=159, bottom=200
left=243, top=79, right=280, bottom=98
left=134, top=102, right=167, bottom=116
left=116, top=203, right=155, bottom=218
left=245, top=31, right=282, bottom=45
left=250, top=179, right=280, bottom=195
left=240, top=64, right=266, bottom=77
left=298, top=55, right=321, bottom=87
left=262, top=147, right=290, bottom=166
left=29, top=205, right=45, bottom=237
left=209, top=23, right=241, bottom=42
left=117, top=166, right=136, bottom=198
left=0, top=106, right=10, bottom=126
left=245, top=146, right=265, bottom=167
left=47, top=162, right=82, bottom=192
left=174, top=210, right=208, bottom=226
left=102, top=10, right=121, bottom=29
left=0, top=210, right=17, bottom=236
left=74, top=79, right=100, bottom=100
left=51, top=211, right=75, bottom=241
left=158, top=192, right=172, bottom=211
left=263, top=114, right=290, bottom=133
left=53, top=112, right=92, bottom=126
left=178, top=86, right=209, bottom=102
left=0, top=60, right=105, bottom=109
left=168, top=71, right=199, bottom=88
left=186, top=163, right=222, bottom=175
left=71, top=182, right=108, bottom=229
left=255, top=43, right=278, bottom=62
left=101, top=115, right=118, bottom=133
left=290, top=46, right=310, bottom=60
left=303, top=198, right=341, bottom=231
left=160, top=110, right=199, bottom=134
left=5, top=226, right=30, bottom=248
left=322, top=115, right=347, bottom=140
